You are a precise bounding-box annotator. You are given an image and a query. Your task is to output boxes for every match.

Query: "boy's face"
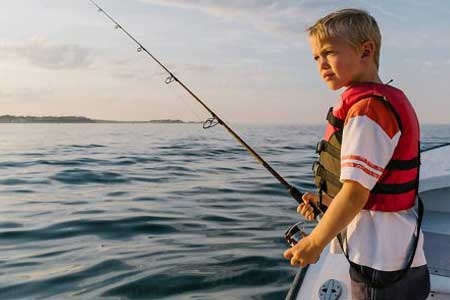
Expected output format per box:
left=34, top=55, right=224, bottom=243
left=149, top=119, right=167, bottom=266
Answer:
left=309, top=37, right=364, bottom=90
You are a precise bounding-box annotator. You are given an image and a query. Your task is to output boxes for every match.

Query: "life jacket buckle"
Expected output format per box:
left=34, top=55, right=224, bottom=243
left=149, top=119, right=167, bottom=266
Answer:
left=316, top=140, right=325, bottom=154
left=312, top=161, right=320, bottom=174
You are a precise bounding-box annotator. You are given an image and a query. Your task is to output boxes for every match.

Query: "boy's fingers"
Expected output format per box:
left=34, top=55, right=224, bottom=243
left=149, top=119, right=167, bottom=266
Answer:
left=291, top=257, right=299, bottom=266
left=304, top=211, right=312, bottom=219
left=301, top=206, right=309, bottom=216
left=301, top=204, right=312, bottom=214
left=291, top=253, right=302, bottom=266
left=301, top=193, right=311, bottom=203
left=284, top=249, right=293, bottom=259
left=302, top=192, right=318, bottom=205
left=297, top=198, right=317, bottom=220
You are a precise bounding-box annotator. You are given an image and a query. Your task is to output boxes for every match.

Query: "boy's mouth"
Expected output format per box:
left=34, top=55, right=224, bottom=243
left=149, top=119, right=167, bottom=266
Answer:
left=323, top=73, right=335, bottom=80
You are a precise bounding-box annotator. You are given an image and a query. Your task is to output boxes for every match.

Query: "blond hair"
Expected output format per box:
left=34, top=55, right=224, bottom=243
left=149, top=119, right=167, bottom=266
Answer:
left=308, top=9, right=382, bottom=68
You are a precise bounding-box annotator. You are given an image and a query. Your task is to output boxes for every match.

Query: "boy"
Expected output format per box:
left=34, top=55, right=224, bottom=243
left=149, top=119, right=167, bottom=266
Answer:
left=283, top=9, right=430, bottom=300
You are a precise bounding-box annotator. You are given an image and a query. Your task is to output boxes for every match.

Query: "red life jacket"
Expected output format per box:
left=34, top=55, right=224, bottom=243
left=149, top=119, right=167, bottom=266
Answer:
left=313, top=82, right=420, bottom=212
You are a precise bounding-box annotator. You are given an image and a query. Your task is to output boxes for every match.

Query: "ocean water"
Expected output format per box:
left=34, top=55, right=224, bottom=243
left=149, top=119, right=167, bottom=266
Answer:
left=0, top=123, right=449, bottom=300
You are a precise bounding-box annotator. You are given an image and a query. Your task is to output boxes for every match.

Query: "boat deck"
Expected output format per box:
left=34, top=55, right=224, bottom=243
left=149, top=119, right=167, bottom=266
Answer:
left=423, top=211, right=450, bottom=278
left=290, top=210, right=450, bottom=299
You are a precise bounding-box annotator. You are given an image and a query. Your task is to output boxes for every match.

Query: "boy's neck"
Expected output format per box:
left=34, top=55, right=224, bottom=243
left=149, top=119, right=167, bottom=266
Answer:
left=350, top=66, right=382, bottom=86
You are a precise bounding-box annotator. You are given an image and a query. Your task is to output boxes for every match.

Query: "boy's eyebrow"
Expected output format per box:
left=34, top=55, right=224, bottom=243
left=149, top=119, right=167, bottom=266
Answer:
left=320, top=45, right=333, bottom=52
left=313, top=46, right=333, bottom=57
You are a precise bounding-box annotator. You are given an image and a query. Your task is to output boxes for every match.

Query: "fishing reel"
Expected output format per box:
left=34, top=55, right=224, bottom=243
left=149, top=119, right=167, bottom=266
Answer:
left=284, top=220, right=308, bottom=247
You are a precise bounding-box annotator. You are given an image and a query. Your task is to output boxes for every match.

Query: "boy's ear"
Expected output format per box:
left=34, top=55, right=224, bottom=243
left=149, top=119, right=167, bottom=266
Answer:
left=362, top=49, right=370, bottom=58
left=361, top=41, right=375, bottom=60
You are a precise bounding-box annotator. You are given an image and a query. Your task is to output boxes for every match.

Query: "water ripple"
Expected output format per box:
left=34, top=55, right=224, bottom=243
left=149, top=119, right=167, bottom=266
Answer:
left=0, top=178, right=51, bottom=185
left=0, top=216, right=180, bottom=242
left=51, top=169, right=130, bottom=184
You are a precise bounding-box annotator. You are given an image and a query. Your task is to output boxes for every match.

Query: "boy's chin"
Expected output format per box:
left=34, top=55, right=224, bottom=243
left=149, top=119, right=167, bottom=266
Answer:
left=325, top=81, right=344, bottom=91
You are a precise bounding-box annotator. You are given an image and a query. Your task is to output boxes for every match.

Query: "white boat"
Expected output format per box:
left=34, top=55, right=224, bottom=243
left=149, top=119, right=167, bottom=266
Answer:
left=286, top=143, right=450, bottom=300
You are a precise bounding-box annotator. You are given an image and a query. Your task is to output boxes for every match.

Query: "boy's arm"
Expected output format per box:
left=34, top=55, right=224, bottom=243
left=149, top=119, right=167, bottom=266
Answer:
left=311, top=180, right=369, bottom=249
left=284, top=180, right=369, bottom=266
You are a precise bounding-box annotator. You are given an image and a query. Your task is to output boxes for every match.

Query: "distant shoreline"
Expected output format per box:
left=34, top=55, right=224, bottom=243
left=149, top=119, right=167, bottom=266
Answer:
left=0, top=115, right=201, bottom=124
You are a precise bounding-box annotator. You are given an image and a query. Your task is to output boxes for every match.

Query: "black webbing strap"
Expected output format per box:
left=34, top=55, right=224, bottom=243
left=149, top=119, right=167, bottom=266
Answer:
left=336, top=196, right=423, bottom=288
left=404, top=142, right=424, bottom=271
left=316, top=140, right=340, bottom=159
left=326, top=107, right=344, bottom=129
left=374, top=95, right=404, bottom=133
left=317, top=180, right=330, bottom=213
left=372, top=179, right=419, bottom=194
left=385, top=157, right=419, bottom=170
left=313, top=161, right=342, bottom=188
left=405, top=195, right=424, bottom=270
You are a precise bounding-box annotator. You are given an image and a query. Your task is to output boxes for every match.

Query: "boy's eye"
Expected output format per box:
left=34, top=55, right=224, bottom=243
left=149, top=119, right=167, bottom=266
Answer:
left=313, top=56, right=319, bottom=61
left=325, top=50, right=335, bottom=56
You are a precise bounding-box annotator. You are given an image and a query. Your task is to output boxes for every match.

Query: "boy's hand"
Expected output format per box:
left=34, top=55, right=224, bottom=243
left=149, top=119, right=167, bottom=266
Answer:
left=283, top=234, right=323, bottom=267
left=297, top=192, right=318, bottom=221
left=286, top=181, right=369, bottom=267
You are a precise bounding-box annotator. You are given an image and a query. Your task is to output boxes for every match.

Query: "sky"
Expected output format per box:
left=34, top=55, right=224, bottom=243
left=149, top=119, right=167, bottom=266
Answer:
left=0, top=0, right=449, bottom=124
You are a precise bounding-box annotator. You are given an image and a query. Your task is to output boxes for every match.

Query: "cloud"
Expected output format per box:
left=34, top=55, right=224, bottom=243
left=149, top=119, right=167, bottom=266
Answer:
left=363, top=2, right=406, bottom=21
left=423, top=61, right=433, bottom=67
left=0, top=87, right=55, bottom=103
left=106, top=57, right=215, bottom=81
left=181, top=63, right=216, bottom=73
left=139, top=0, right=340, bottom=39
left=0, top=37, right=95, bottom=70
left=138, top=1, right=443, bottom=47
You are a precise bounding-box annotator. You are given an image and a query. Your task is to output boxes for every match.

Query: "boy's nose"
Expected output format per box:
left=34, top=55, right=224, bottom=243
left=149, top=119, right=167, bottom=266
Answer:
left=319, top=59, right=330, bottom=70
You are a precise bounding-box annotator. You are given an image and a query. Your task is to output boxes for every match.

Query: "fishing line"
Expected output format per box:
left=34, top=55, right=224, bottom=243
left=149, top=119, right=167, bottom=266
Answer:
left=170, top=78, right=207, bottom=124
left=88, top=0, right=324, bottom=216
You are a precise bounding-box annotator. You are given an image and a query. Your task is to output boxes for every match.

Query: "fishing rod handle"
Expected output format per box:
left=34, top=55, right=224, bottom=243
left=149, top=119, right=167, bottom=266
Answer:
left=288, top=186, right=322, bottom=218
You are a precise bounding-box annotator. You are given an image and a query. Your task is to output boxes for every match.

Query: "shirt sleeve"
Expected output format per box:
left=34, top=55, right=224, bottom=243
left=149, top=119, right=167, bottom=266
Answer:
left=340, top=98, right=401, bottom=190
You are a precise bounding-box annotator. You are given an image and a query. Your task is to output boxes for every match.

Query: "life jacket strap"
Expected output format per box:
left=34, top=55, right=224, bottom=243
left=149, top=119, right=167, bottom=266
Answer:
left=326, top=107, right=345, bottom=129
left=386, top=157, right=420, bottom=170
left=312, top=161, right=342, bottom=188
left=372, top=179, right=418, bottom=194
left=373, top=95, right=404, bottom=132
left=326, top=94, right=404, bottom=133
left=317, top=180, right=330, bottom=213
left=316, top=140, right=340, bottom=158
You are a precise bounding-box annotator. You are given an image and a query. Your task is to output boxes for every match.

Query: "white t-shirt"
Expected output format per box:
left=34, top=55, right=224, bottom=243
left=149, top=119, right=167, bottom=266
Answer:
left=329, top=97, right=426, bottom=271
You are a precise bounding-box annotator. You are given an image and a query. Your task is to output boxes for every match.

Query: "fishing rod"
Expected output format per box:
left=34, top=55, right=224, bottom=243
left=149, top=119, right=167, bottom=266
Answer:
left=89, top=0, right=324, bottom=217
left=421, top=142, right=450, bottom=153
